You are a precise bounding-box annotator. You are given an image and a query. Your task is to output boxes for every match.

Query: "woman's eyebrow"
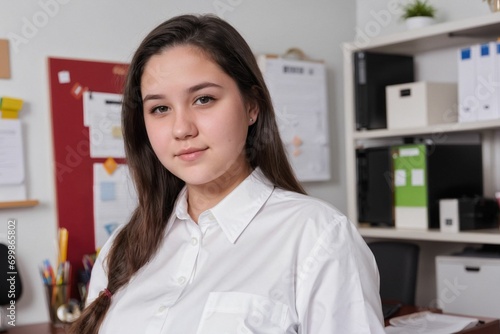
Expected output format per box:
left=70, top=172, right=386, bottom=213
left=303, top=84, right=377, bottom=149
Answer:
left=142, top=82, right=222, bottom=103
left=143, top=94, right=165, bottom=103
left=187, top=82, right=222, bottom=94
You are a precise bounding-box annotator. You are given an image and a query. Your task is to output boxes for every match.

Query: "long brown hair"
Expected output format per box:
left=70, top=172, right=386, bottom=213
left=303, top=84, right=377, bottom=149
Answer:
left=70, top=14, right=304, bottom=334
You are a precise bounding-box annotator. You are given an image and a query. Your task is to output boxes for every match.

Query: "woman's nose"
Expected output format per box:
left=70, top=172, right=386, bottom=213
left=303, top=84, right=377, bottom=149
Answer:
left=172, top=109, right=198, bottom=140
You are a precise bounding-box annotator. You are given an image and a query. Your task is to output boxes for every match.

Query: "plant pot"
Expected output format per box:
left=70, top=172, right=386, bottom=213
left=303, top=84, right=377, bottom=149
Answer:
left=486, top=0, right=500, bottom=12
left=405, top=16, right=435, bottom=30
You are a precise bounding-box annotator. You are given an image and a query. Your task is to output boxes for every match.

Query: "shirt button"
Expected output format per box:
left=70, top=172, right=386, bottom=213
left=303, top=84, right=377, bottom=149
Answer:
left=178, top=276, right=186, bottom=285
left=156, top=305, right=167, bottom=316
left=191, top=237, right=198, bottom=246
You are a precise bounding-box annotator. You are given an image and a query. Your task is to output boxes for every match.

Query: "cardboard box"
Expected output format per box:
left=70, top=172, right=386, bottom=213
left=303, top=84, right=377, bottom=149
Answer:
left=0, top=39, right=10, bottom=79
left=386, top=82, right=458, bottom=129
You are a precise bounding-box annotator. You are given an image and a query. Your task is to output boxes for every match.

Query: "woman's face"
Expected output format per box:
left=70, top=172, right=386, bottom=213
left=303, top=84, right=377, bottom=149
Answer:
left=141, top=45, right=258, bottom=188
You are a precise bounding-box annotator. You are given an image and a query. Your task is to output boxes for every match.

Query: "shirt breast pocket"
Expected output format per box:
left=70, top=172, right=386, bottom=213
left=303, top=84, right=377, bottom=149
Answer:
left=195, top=291, right=291, bottom=334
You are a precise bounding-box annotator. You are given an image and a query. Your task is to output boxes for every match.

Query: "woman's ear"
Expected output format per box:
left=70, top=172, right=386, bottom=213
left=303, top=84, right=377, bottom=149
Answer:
left=248, top=104, right=259, bottom=125
left=247, top=87, right=260, bottom=125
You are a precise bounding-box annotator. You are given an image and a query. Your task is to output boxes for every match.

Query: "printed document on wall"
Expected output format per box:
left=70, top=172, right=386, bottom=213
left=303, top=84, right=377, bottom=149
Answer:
left=258, top=56, right=330, bottom=181
left=93, top=163, right=137, bottom=249
left=0, top=119, right=26, bottom=201
left=84, top=91, right=125, bottom=158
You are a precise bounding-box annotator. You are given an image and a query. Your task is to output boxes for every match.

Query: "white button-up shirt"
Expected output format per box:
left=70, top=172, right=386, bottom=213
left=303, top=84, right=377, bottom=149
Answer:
left=87, top=168, right=385, bottom=333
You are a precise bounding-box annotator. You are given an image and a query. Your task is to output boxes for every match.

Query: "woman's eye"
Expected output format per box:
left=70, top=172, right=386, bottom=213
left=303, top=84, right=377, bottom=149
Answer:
left=151, top=105, right=169, bottom=114
left=195, top=96, right=214, bottom=105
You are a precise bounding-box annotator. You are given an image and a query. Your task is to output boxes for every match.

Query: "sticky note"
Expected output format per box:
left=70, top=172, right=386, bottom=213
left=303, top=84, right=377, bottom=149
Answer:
left=70, top=82, right=87, bottom=99
left=100, top=182, right=116, bottom=201
left=58, top=71, right=71, bottom=84
left=103, top=157, right=118, bottom=174
left=0, top=97, right=23, bottom=119
left=111, top=126, right=122, bottom=139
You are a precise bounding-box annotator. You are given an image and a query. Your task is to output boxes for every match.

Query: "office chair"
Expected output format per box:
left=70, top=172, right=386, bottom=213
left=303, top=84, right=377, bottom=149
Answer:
left=368, top=241, right=419, bottom=306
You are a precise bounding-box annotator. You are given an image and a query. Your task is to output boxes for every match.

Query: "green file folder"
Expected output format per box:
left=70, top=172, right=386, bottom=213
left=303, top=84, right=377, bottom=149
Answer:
left=392, top=144, right=429, bottom=229
left=392, top=144, right=428, bottom=208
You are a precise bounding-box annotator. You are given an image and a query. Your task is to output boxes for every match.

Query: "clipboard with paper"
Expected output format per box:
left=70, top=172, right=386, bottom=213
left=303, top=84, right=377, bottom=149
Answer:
left=257, top=49, right=330, bottom=182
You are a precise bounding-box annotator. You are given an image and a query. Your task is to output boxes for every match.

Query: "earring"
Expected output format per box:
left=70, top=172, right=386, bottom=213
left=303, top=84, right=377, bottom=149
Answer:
left=250, top=117, right=254, bottom=123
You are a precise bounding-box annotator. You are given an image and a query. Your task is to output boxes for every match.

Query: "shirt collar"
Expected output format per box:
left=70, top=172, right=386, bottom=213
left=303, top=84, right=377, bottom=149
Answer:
left=174, top=168, right=274, bottom=244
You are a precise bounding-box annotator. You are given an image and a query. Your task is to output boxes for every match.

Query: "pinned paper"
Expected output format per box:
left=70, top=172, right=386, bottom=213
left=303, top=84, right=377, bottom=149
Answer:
left=0, top=97, right=23, bottom=119
left=103, top=157, right=118, bottom=175
left=93, top=163, right=137, bottom=248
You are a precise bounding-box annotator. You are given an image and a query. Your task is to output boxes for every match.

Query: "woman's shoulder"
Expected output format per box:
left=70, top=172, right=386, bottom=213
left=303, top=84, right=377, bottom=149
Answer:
left=269, top=187, right=349, bottom=227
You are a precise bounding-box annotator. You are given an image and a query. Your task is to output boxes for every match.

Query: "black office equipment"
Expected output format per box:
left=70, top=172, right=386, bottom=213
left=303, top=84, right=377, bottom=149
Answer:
left=354, top=51, right=414, bottom=130
left=356, top=146, right=393, bottom=226
left=420, top=143, right=483, bottom=229
left=357, top=142, right=483, bottom=229
left=368, top=241, right=420, bottom=306
left=457, top=197, right=499, bottom=230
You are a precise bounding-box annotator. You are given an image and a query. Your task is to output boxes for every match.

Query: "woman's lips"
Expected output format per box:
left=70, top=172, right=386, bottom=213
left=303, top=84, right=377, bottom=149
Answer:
left=176, top=147, right=208, bottom=161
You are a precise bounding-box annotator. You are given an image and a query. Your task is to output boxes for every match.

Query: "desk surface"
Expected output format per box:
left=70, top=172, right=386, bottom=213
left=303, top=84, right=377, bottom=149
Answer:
left=386, top=305, right=500, bottom=334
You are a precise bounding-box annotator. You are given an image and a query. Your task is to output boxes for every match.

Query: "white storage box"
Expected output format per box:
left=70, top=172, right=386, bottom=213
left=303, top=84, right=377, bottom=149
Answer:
left=386, top=82, right=458, bottom=129
left=436, top=255, right=500, bottom=318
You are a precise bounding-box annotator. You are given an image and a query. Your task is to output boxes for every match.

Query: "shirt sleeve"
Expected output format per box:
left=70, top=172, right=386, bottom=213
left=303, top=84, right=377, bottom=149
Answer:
left=295, top=215, right=385, bottom=333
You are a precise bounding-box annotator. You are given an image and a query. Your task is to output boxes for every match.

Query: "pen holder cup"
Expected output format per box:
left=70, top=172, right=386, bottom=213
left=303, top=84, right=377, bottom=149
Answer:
left=44, top=284, right=70, bottom=325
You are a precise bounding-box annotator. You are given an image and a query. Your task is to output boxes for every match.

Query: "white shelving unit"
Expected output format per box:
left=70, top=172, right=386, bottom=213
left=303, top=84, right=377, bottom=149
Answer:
left=343, top=13, right=500, bottom=245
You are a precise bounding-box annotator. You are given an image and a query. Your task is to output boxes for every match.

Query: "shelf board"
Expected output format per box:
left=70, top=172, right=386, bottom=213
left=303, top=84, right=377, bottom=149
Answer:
left=352, top=119, right=500, bottom=140
left=0, top=200, right=39, bottom=209
left=347, top=12, right=500, bottom=54
left=359, top=225, right=500, bottom=244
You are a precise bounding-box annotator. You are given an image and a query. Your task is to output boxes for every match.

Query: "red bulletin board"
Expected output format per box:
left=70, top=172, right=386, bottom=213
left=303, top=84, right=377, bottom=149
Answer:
left=48, top=57, right=129, bottom=292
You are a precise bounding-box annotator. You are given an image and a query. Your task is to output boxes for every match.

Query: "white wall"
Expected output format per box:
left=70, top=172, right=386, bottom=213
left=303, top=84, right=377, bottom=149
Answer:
left=356, top=0, right=491, bottom=38
left=0, top=0, right=355, bottom=324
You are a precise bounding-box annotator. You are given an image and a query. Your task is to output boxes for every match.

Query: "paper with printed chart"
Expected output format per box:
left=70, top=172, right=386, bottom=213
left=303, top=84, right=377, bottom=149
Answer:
left=93, top=163, right=137, bottom=249
left=83, top=91, right=125, bottom=158
left=258, top=55, right=330, bottom=182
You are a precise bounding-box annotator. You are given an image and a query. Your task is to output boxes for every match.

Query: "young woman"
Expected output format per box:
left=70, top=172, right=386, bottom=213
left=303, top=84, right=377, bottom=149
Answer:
left=70, top=14, right=384, bottom=334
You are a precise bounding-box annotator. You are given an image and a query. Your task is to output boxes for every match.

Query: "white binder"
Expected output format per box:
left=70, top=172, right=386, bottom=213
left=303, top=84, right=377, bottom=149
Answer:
left=458, top=45, right=479, bottom=123
left=476, top=42, right=500, bottom=121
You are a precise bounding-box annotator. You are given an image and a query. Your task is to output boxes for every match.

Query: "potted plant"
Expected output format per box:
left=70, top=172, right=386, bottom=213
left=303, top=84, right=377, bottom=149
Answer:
left=484, top=0, right=500, bottom=12
left=401, top=0, right=436, bottom=30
